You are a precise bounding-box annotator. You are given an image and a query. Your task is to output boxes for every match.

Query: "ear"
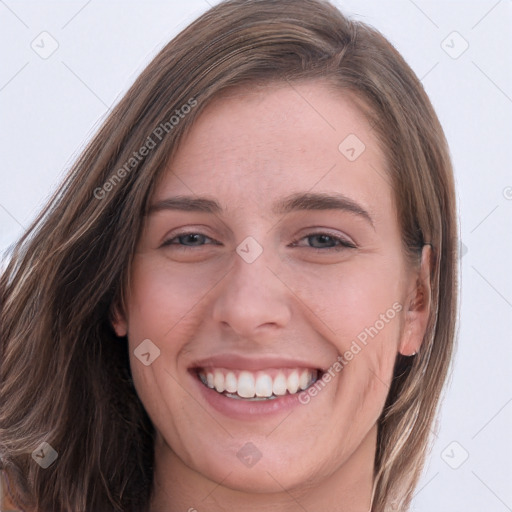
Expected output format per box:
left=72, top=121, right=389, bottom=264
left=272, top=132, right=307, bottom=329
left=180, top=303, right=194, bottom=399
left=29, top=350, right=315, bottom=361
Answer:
left=399, top=244, right=433, bottom=356
left=110, top=302, right=128, bottom=338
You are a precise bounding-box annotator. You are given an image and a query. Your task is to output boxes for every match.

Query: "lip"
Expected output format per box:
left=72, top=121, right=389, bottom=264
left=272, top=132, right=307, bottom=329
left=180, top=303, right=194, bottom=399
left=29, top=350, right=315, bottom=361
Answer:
left=188, top=354, right=328, bottom=420
left=189, top=353, right=326, bottom=372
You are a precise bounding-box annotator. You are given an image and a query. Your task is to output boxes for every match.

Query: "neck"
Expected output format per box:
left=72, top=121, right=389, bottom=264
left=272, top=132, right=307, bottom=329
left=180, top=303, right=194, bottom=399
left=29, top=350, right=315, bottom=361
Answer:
left=149, top=424, right=377, bottom=512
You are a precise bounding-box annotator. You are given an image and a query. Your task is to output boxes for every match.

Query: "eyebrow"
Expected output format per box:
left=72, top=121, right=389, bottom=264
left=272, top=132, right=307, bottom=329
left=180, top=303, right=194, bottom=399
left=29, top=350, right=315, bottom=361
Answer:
left=148, top=192, right=374, bottom=227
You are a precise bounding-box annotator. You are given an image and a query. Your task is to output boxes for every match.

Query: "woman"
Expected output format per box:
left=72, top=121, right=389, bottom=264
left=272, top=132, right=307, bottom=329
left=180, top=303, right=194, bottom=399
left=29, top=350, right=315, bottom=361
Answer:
left=0, top=0, right=458, bottom=510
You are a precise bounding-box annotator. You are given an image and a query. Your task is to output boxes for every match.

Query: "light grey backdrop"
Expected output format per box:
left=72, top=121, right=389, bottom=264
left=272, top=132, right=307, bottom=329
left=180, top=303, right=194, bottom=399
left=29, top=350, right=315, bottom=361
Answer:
left=1, top=1, right=511, bottom=510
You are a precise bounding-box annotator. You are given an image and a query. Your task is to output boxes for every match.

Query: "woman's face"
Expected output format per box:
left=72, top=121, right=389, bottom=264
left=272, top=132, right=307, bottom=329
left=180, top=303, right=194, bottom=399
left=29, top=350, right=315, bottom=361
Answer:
left=114, top=81, right=429, bottom=497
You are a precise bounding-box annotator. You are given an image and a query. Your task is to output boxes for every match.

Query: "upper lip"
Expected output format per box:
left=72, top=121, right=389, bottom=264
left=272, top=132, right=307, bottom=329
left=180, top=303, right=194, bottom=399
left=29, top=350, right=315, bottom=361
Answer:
left=189, top=354, right=327, bottom=372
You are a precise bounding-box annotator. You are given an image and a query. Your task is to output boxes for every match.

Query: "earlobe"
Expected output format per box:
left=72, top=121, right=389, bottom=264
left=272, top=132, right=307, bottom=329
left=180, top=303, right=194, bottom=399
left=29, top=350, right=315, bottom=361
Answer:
left=110, top=304, right=128, bottom=337
left=399, top=244, right=433, bottom=357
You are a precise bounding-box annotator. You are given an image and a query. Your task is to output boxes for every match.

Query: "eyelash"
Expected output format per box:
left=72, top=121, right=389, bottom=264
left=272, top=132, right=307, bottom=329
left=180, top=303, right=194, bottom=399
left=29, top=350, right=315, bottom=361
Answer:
left=161, top=231, right=357, bottom=251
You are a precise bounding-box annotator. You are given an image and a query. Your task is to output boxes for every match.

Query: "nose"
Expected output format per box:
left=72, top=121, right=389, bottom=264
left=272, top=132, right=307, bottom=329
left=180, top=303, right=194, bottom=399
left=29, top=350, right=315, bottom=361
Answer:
left=211, top=244, right=292, bottom=338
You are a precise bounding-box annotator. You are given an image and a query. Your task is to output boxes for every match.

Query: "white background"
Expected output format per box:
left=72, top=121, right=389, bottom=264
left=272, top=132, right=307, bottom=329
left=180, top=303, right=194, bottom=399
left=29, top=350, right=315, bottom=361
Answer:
left=1, top=1, right=511, bottom=510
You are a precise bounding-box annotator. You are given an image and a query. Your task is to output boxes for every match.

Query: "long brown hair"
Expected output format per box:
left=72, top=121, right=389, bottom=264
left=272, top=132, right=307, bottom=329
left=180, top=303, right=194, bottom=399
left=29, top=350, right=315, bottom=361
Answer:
left=0, top=0, right=458, bottom=510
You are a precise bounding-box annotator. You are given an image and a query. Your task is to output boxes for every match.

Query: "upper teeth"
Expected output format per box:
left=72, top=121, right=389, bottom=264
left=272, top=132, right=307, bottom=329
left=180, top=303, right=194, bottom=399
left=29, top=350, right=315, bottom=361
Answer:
left=198, top=368, right=318, bottom=399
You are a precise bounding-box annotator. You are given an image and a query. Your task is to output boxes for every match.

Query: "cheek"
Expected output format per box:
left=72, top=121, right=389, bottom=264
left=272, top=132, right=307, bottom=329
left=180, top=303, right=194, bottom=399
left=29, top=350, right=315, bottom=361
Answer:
left=125, top=256, right=222, bottom=343
left=285, top=256, right=405, bottom=343
left=288, top=257, right=404, bottom=406
left=124, top=258, right=219, bottom=412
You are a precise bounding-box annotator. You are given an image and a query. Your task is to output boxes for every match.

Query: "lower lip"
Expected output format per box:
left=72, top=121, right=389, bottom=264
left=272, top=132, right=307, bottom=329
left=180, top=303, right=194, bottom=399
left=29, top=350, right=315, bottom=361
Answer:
left=191, top=371, right=307, bottom=420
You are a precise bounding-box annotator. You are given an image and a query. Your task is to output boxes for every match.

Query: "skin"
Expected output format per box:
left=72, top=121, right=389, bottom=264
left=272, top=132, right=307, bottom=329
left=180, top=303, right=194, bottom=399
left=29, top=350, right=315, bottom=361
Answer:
left=113, top=80, right=431, bottom=512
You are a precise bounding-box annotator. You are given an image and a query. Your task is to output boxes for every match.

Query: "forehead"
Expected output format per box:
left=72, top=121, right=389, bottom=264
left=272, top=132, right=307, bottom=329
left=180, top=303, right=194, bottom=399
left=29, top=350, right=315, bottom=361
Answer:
left=155, top=80, right=391, bottom=218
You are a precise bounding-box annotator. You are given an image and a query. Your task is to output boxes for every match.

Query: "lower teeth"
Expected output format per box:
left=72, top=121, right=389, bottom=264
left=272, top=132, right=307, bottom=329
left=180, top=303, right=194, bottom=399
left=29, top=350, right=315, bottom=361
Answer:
left=223, top=392, right=279, bottom=401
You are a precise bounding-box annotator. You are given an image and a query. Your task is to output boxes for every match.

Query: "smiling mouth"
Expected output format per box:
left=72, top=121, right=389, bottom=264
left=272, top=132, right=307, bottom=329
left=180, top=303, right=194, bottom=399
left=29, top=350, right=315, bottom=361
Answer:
left=193, top=367, right=322, bottom=401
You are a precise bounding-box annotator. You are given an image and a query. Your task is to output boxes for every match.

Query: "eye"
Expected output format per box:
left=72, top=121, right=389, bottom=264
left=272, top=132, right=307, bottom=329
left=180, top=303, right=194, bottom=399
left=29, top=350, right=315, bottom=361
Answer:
left=291, top=232, right=356, bottom=251
left=160, top=230, right=355, bottom=252
left=161, top=232, right=220, bottom=248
